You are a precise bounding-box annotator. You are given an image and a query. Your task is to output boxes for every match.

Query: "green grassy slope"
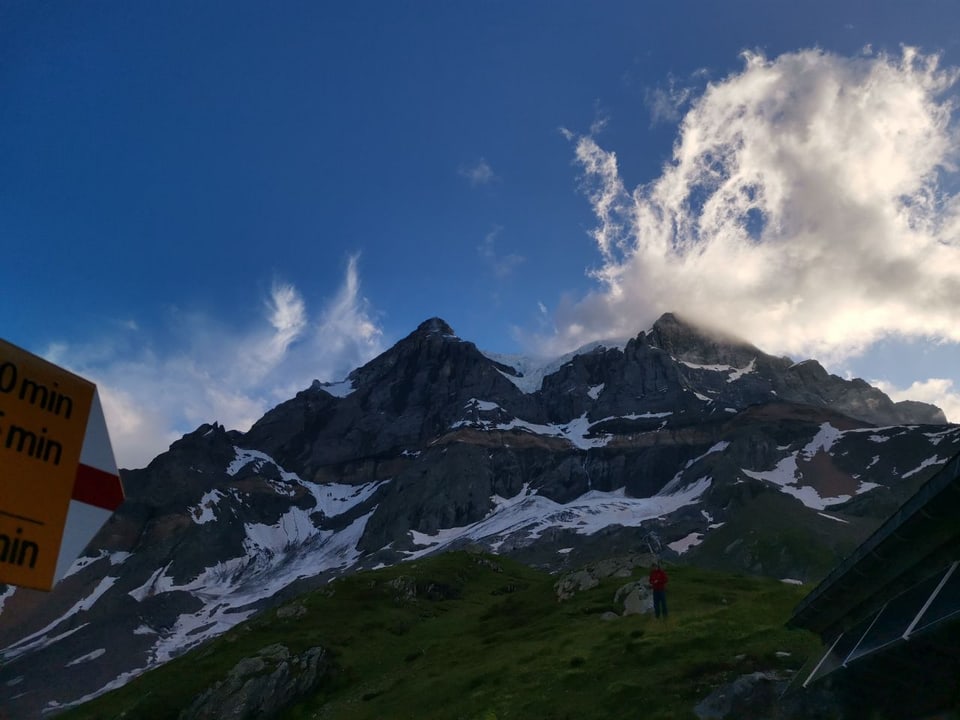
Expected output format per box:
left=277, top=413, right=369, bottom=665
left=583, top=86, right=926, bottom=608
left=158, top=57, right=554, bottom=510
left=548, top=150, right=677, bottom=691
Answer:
left=687, top=488, right=872, bottom=581
left=60, top=553, right=821, bottom=720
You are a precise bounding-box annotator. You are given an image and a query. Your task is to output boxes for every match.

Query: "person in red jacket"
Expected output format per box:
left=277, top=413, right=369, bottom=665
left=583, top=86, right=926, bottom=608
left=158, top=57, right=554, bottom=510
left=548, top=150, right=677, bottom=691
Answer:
left=649, top=561, right=668, bottom=619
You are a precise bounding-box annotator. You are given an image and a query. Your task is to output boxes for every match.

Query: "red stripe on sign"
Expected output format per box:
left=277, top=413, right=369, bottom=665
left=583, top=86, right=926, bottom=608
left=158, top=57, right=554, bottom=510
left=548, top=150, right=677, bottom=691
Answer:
left=73, top=463, right=124, bottom=510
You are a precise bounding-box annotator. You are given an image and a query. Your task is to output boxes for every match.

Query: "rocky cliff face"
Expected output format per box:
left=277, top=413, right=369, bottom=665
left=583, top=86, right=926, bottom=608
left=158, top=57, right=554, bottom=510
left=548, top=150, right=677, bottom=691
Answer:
left=0, top=313, right=956, bottom=718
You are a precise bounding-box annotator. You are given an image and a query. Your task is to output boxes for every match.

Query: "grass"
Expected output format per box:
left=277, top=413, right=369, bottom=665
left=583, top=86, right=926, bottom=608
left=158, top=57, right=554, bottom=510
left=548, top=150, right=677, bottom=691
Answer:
left=689, top=487, right=869, bottom=581
left=58, top=552, right=821, bottom=720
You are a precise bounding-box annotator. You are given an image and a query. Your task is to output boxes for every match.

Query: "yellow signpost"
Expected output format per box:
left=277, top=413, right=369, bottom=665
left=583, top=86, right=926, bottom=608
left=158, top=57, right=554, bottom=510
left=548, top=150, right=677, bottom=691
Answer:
left=0, top=339, right=123, bottom=591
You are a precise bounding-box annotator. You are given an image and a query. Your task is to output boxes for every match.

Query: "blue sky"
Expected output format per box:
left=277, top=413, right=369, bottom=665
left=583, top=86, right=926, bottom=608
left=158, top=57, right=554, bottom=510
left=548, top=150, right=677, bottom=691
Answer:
left=3, top=1, right=960, bottom=468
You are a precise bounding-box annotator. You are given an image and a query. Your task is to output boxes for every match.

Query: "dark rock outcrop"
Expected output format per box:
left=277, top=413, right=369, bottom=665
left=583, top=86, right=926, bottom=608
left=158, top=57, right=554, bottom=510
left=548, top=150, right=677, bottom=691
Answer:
left=180, top=644, right=332, bottom=720
left=694, top=671, right=846, bottom=720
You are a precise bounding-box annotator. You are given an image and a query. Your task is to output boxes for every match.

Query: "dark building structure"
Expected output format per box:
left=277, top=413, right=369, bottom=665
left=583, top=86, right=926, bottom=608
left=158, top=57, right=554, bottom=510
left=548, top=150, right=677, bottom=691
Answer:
left=788, top=451, right=960, bottom=718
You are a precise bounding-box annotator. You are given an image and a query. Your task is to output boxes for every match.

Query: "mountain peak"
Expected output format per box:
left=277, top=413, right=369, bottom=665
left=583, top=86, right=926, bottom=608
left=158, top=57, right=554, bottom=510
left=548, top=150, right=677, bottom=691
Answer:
left=415, top=317, right=456, bottom=337
left=647, top=312, right=756, bottom=364
left=650, top=312, right=737, bottom=341
left=652, top=311, right=684, bottom=328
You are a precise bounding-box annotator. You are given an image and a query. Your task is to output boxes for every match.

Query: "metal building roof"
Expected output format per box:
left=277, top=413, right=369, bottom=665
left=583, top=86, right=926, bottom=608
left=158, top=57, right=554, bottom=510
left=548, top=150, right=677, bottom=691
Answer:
left=789, top=450, right=960, bottom=638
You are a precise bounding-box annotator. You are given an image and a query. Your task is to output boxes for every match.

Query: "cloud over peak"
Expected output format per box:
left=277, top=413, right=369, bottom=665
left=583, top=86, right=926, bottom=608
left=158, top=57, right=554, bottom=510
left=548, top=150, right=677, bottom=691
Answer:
left=54, top=257, right=384, bottom=470
left=547, top=47, right=960, bottom=367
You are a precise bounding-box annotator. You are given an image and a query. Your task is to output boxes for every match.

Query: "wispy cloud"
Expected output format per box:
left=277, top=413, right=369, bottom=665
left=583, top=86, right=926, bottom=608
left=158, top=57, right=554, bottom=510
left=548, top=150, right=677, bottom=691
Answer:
left=539, top=47, right=960, bottom=378
left=48, top=256, right=384, bottom=469
left=459, top=158, right=496, bottom=186
left=644, top=73, right=696, bottom=125
left=478, top=226, right=524, bottom=278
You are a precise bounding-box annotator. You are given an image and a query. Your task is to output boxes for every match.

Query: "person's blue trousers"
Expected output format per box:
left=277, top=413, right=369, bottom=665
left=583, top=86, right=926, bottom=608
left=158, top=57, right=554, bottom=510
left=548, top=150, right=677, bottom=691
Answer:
left=653, top=590, right=668, bottom=618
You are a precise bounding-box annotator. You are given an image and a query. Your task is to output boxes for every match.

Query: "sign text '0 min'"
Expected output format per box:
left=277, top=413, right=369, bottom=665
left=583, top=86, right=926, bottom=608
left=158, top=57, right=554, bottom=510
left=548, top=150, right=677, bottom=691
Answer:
left=0, top=359, right=78, bottom=466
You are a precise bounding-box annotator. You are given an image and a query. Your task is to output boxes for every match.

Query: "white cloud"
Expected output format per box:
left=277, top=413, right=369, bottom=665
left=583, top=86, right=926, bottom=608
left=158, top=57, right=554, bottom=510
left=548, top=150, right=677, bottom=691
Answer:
left=266, top=283, right=306, bottom=354
left=48, top=257, right=384, bottom=470
left=309, top=255, right=384, bottom=386
left=590, top=104, right=610, bottom=136
left=644, top=74, right=696, bottom=125
left=874, top=378, right=960, bottom=423
left=542, top=47, right=960, bottom=370
left=459, top=158, right=496, bottom=186
left=478, top=226, right=524, bottom=278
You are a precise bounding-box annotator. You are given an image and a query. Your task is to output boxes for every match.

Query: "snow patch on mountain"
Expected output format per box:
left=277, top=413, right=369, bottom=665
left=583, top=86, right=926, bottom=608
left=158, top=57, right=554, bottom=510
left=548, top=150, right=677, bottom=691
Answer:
left=226, top=448, right=388, bottom=522
left=1, top=576, right=116, bottom=662
left=315, top=378, right=355, bottom=397
left=658, top=442, right=730, bottom=495
left=741, top=452, right=864, bottom=510
left=66, top=648, right=106, bottom=667
left=901, top=454, right=952, bottom=479
left=741, top=456, right=835, bottom=509
left=226, top=447, right=274, bottom=476
left=453, top=411, right=673, bottom=450
left=668, top=532, right=703, bottom=555
left=0, top=585, right=15, bottom=615
left=149, top=598, right=257, bottom=667
left=678, top=357, right=757, bottom=382
left=404, top=478, right=711, bottom=560
left=587, top=384, right=604, bottom=399
left=679, top=360, right=735, bottom=372
left=557, top=414, right=614, bottom=449
left=128, top=565, right=176, bottom=602
left=482, top=353, right=565, bottom=394
left=189, top=489, right=226, bottom=524
left=310, top=479, right=390, bottom=519
left=62, top=550, right=131, bottom=579
left=244, top=507, right=318, bottom=554
left=45, top=666, right=146, bottom=715
left=465, top=398, right=501, bottom=412
left=727, top=358, right=757, bottom=382
left=924, top=428, right=960, bottom=446
left=77, top=454, right=394, bottom=701
left=127, top=508, right=375, bottom=673
left=3, top=624, right=88, bottom=669
left=818, top=512, right=849, bottom=524
left=226, top=448, right=300, bottom=490
left=802, top=423, right=843, bottom=457
left=482, top=339, right=628, bottom=394
left=740, top=424, right=880, bottom=510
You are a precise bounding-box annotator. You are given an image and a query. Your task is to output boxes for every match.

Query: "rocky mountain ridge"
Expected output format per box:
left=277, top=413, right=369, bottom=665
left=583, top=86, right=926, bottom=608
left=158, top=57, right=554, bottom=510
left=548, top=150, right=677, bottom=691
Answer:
left=0, top=313, right=956, bottom=718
